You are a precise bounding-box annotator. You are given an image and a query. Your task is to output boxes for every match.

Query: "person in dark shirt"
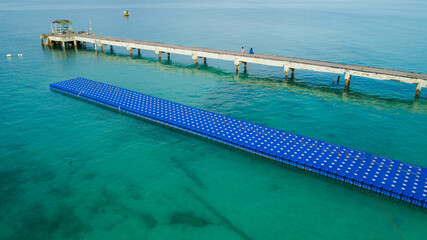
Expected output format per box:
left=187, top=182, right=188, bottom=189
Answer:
left=249, top=48, right=254, bottom=54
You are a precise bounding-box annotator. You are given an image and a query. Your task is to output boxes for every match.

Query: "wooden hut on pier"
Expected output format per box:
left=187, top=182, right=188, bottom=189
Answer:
left=51, top=20, right=73, bottom=34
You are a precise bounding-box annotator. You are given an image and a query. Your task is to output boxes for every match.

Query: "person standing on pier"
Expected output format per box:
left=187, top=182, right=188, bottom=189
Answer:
left=249, top=48, right=254, bottom=54
left=241, top=47, right=245, bottom=53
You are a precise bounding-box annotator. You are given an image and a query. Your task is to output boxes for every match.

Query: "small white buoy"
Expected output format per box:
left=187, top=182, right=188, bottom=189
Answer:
left=7, top=54, right=11, bottom=58
left=18, top=54, right=23, bottom=57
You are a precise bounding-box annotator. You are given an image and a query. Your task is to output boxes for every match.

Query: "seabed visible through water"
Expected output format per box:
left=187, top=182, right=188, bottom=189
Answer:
left=1, top=2, right=427, bottom=239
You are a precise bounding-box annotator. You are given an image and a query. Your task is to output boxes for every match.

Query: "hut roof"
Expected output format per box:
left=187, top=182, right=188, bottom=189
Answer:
left=51, top=20, right=73, bottom=25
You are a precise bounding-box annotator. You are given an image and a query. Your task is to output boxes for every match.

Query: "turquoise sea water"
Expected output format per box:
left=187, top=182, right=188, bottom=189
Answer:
left=1, top=1, right=427, bottom=239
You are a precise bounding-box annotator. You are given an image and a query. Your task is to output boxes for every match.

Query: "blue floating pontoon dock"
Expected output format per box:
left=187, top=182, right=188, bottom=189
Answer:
left=51, top=78, right=427, bottom=208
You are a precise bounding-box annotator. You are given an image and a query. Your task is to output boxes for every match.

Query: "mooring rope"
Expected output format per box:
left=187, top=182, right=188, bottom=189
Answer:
left=365, top=191, right=405, bottom=240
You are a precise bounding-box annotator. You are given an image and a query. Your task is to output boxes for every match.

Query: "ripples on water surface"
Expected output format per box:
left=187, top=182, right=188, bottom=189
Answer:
left=0, top=1, right=426, bottom=239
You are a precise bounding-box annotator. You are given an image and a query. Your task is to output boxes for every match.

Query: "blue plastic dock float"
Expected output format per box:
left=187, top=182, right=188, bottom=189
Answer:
left=50, top=77, right=427, bottom=208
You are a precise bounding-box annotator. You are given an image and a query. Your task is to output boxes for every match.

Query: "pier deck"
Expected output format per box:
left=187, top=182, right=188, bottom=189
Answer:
left=50, top=77, right=427, bottom=208
left=42, top=33, right=427, bottom=97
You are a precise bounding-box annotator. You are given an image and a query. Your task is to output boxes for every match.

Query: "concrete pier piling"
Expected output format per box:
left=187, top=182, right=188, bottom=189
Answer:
left=344, top=72, right=352, bottom=91
left=155, top=49, right=162, bottom=61
left=126, top=46, right=133, bottom=57
left=234, top=60, right=241, bottom=74
left=416, top=82, right=423, bottom=97
left=41, top=33, right=427, bottom=97
left=193, top=55, right=200, bottom=67
left=284, top=65, right=290, bottom=79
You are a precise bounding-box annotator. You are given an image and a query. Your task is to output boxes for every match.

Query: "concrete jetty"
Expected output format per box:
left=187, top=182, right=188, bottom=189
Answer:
left=41, top=33, right=427, bottom=97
